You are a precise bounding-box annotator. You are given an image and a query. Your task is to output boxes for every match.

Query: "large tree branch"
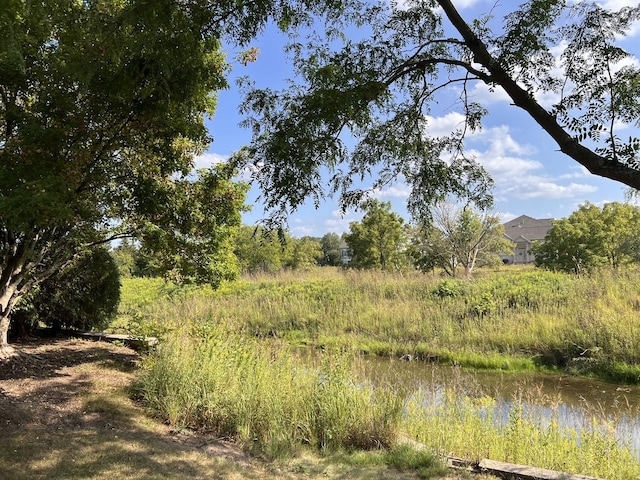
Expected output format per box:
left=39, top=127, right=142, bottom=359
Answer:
left=386, top=56, right=490, bottom=86
left=436, top=0, right=640, bottom=189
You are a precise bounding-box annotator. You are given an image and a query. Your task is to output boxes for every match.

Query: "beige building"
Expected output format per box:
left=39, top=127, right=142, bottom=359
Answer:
left=502, top=215, right=554, bottom=264
left=338, top=240, right=351, bottom=265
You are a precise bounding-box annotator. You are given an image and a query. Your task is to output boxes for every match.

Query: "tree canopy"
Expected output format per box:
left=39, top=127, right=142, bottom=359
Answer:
left=0, top=0, right=256, bottom=348
left=237, top=0, right=640, bottom=222
left=344, top=199, right=407, bottom=270
left=410, top=203, right=511, bottom=277
left=532, top=202, right=640, bottom=273
left=319, top=232, right=343, bottom=266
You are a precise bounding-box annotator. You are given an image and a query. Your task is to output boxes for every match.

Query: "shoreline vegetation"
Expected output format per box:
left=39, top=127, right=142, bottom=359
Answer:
left=112, top=266, right=640, bottom=478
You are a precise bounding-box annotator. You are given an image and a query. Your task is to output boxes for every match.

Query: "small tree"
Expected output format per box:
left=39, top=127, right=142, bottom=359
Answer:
left=234, top=226, right=291, bottom=274
left=412, top=203, right=511, bottom=278
left=319, top=233, right=342, bottom=266
left=286, top=236, right=323, bottom=270
left=344, top=200, right=407, bottom=271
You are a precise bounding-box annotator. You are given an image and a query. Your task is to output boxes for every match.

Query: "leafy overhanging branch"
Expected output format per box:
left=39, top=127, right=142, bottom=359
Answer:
left=437, top=0, right=640, bottom=187
left=238, top=0, right=640, bottom=223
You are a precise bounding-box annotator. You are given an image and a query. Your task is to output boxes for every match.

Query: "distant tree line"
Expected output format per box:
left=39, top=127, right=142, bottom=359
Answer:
left=110, top=199, right=640, bottom=282
left=533, top=202, right=640, bottom=274
left=110, top=199, right=512, bottom=278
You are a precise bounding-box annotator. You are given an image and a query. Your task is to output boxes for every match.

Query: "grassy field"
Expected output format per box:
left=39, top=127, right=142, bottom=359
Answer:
left=109, top=266, right=640, bottom=478
left=114, top=265, right=640, bottom=382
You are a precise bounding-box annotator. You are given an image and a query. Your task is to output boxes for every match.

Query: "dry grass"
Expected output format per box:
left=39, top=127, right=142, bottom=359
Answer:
left=0, top=337, right=491, bottom=480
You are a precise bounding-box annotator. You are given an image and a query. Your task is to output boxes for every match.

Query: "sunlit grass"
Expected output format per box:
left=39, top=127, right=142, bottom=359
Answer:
left=137, top=324, right=404, bottom=457
left=403, top=387, right=640, bottom=479
left=117, top=266, right=640, bottom=380
left=118, top=267, right=640, bottom=478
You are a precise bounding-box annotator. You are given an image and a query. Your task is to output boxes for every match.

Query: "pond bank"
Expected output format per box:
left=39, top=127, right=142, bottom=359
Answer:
left=0, top=337, right=496, bottom=480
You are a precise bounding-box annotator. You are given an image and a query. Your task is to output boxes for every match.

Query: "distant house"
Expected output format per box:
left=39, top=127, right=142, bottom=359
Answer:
left=502, top=215, right=554, bottom=264
left=338, top=240, right=351, bottom=265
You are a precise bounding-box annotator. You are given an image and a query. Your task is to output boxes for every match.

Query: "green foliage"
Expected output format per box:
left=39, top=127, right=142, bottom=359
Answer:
left=319, top=232, right=343, bottom=266
left=234, top=225, right=288, bottom=273
left=286, top=236, right=323, bottom=270
left=471, top=292, right=496, bottom=318
left=431, top=279, right=464, bottom=298
left=0, top=0, right=247, bottom=339
left=238, top=0, right=640, bottom=226
left=111, top=239, right=163, bottom=278
left=137, top=326, right=404, bottom=456
left=411, top=203, right=512, bottom=278
left=344, top=200, right=407, bottom=271
left=111, top=240, right=139, bottom=279
left=13, top=248, right=120, bottom=335
left=533, top=202, right=640, bottom=273
left=234, top=226, right=323, bottom=273
left=117, top=266, right=640, bottom=381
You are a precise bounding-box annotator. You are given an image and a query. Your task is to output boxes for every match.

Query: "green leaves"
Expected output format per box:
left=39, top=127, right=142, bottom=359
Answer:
left=532, top=202, right=640, bottom=273
left=239, top=0, right=640, bottom=225
left=411, top=203, right=511, bottom=278
left=344, top=199, right=407, bottom=271
left=0, top=0, right=249, bottom=333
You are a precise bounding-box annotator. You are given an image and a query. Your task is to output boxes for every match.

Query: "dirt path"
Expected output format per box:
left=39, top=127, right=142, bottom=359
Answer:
left=0, top=338, right=486, bottom=480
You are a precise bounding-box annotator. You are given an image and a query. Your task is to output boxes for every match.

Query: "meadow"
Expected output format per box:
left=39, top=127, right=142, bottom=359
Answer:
left=114, top=266, right=640, bottom=478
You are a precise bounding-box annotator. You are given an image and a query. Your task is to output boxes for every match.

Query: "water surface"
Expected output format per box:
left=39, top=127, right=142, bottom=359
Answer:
left=355, top=356, right=640, bottom=456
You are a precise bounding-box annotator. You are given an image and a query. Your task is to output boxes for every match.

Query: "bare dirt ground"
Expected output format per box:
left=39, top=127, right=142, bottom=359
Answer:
left=0, top=337, right=489, bottom=480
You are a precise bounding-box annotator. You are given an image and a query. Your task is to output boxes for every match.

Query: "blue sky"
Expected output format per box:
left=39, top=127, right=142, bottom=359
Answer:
left=198, top=0, right=640, bottom=238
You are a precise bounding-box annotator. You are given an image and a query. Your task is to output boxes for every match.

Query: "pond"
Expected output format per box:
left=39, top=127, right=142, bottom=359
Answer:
left=353, top=356, right=640, bottom=457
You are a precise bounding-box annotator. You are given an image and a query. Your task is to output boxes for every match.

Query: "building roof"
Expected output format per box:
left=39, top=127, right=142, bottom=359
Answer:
left=503, top=215, right=553, bottom=243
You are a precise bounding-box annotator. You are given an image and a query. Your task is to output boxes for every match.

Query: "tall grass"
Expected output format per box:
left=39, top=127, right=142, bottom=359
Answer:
left=137, top=323, right=404, bottom=457
left=119, top=266, right=640, bottom=381
left=125, top=268, right=640, bottom=477
left=403, top=386, right=640, bottom=479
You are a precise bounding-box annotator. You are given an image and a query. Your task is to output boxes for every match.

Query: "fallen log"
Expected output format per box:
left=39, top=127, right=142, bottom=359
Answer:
left=398, top=435, right=603, bottom=480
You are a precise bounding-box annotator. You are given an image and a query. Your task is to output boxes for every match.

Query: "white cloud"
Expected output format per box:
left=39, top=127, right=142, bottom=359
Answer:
left=503, top=181, right=598, bottom=200
left=423, top=113, right=601, bottom=203
left=425, top=112, right=468, bottom=137
left=558, top=166, right=590, bottom=180
left=467, top=81, right=511, bottom=105
left=291, top=224, right=316, bottom=237
left=392, top=0, right=480, bottom=12
left=372, top=184, right=412, bottom=199
left=478, top=154, right=543, bottom=181
left=324, top=209, right=360, bottom=233
left=193, top=152, right=227, bottom=170
left=496, top=211, right=518, bottom=223
left=473, top=126, right=536, bottom=156
left=445, top=0, right=481, bottom=8
left=595, top=0, right=640, bottom=10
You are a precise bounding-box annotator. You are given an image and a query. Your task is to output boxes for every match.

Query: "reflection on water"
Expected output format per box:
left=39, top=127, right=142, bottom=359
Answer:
left=353, top=356, right=640, bottom=457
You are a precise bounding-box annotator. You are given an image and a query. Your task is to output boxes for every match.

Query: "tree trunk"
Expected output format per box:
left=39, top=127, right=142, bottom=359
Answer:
left=1, top=287, right=19, bottom=349
left=0, top=314, right=17, bottom=360
left=0, top=316, right=9, bottom=347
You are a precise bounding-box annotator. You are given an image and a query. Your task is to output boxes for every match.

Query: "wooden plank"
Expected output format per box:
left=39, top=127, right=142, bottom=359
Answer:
left=479, top=458, right=603, bottom=480
left=70, top=331, right=158, bottom=351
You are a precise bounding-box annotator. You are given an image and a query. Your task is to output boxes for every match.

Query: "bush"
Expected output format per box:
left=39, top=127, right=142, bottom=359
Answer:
left=432, top=279, right=464, bottom=298
left=11, top=247, right=120, bottom=337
